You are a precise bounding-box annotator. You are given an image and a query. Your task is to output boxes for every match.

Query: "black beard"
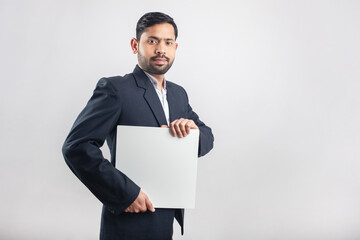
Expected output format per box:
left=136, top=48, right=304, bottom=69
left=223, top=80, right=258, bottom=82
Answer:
left=138, top=53, right=174, bottom=75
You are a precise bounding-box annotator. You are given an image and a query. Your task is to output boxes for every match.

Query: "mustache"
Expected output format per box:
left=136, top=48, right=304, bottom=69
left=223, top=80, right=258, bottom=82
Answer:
left=150, top=55, right=170, bottom=61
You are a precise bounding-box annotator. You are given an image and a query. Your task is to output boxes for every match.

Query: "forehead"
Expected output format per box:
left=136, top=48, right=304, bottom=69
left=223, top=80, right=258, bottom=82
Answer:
left=141, top=23, right=176, bottom=40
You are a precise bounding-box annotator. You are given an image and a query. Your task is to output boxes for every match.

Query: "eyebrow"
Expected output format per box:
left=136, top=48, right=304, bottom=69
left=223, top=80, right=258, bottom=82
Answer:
left=147, top=36, right=175, bottom=41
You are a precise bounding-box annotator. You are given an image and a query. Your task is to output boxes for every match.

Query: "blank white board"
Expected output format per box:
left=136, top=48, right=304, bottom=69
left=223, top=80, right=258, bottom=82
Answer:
left=115, top=125, right=199, bottom=208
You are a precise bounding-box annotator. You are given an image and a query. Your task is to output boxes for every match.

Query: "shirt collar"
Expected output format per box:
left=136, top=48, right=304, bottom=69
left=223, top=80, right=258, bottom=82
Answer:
left=144, top=71, right=167, bottom=90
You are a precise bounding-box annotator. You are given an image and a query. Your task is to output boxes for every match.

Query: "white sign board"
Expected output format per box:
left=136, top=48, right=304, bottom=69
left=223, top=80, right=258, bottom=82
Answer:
left=115, top=125, right=199, bottom=208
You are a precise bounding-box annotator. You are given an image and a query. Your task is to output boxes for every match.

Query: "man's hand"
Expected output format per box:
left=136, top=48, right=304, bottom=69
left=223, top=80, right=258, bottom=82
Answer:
left=168, top=118, right=198, bottom=138
left=124, top=190, right=155, bottom=213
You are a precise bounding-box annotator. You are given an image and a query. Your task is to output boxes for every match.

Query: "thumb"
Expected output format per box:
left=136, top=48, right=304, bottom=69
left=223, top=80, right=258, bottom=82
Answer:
left=145, top=197, right=155, bottom=212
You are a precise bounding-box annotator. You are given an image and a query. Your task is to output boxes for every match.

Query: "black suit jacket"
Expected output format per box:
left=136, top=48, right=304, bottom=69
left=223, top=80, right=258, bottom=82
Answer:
left=62, top=65, right=214, bottom=239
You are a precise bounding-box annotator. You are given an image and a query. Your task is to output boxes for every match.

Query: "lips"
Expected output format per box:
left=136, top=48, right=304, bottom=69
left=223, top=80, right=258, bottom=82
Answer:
left=151, top=56, right=169, bottom=65
left=153, top=58, right=167, bottom=64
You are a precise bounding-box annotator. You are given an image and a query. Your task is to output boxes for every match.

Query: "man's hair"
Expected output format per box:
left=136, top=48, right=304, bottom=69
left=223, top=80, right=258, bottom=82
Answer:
left=136, top=12, right=178, bottom=40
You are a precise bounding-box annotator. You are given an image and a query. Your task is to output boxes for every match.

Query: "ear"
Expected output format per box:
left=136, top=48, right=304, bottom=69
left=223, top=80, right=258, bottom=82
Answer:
left=175, top=42, right=178, bottom=51
left=130, top=38, right=139, bottom=54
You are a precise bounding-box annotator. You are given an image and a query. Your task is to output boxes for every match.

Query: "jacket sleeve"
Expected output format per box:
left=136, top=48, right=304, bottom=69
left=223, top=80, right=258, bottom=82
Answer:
left=62, top=78, right=140, bottom=215
left=184, top=92, right=214, bottom=157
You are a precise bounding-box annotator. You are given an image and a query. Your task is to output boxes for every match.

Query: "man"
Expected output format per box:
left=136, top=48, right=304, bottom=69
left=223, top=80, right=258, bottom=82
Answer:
left=62, top=12, right=214, bottom=240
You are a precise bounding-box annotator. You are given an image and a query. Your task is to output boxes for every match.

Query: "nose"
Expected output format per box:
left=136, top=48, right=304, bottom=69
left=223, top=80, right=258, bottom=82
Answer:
left=155, top=49, right=165, bottom=55
left=155, top=42, right=166, bottom=55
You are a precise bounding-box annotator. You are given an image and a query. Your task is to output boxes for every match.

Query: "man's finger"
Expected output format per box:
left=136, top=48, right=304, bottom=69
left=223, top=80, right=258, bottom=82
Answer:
left=174, top=123, right=183, bottom=137
left=170, top=119, right=183, bottom=138
left=185, top=122, right=191, bottom=135
left=146, top=197, right=155, bottom=212
left=187, top=120, right=198, bottom=130
left=140, top=204, right=147, bottom=212
left=169, top=120, right=178, bottom=137
left=178, top=119, right=188, bottom=137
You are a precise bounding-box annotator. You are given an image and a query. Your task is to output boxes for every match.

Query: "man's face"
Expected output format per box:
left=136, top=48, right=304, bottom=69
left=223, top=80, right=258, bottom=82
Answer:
left=132, top=23, right=178, bottom=75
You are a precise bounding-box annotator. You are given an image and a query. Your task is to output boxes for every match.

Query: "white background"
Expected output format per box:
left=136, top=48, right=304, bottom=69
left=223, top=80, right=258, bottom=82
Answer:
left=1, top=0, right=359, bottom=239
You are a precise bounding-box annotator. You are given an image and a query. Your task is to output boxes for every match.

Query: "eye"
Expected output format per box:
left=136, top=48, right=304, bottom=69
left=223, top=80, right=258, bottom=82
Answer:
left=147, top=39, right=158, bottom=44
left=166, top=41, right=174, bottom=46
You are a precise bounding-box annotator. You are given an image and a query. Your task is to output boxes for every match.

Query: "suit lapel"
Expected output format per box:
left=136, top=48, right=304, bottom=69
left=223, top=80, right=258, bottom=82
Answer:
left=144, top=90, right=168, bottom=126
left=133, top=65, right=168, bottom=126
left=166, top=84, right=177, bottom=123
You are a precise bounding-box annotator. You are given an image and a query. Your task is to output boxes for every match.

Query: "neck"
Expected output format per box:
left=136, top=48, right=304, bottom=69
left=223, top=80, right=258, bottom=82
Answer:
left=138, top=65, right=165, bottom=89
left=150, top=73, right=164, bottom=89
